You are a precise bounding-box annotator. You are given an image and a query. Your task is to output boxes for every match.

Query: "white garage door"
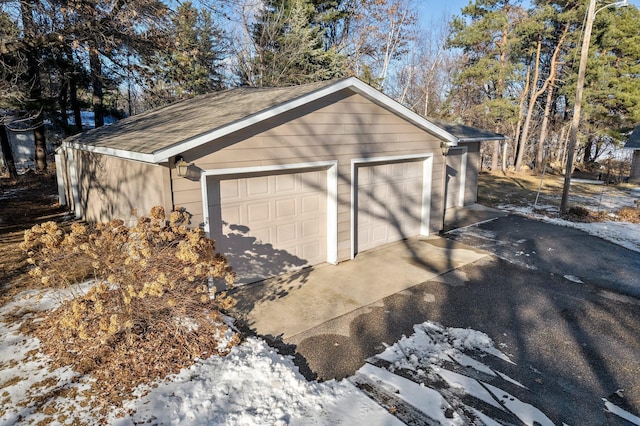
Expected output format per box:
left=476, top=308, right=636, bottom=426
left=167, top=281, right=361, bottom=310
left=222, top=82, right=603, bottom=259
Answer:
left=356, top=160, right=424, bottom=254
left=208, top=170, right=327, bottom=284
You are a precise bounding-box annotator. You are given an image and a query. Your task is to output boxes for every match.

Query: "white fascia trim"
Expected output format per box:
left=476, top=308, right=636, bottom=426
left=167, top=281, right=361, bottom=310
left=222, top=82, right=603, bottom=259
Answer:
left=66, top=141, right=156, bottom=164
left=200, top=160, right=339, bottom=265
left=154, top=77, right=458, bottom=163
left=457, top=136, right=508, bottom=143
left=350, top=153, right=434, bottom=259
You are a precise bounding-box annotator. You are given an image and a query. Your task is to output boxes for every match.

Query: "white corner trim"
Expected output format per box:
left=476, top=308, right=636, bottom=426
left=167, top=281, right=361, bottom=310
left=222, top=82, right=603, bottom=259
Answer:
left=421, top=157, right=434, bottom=236
left=350, top=153, right=434, bottom=259
left=200, top=161, right=339, bottom=265
left=200, top=172, right=210, bottom=236
left=326, top=163, right=339, bottom=265
left=67, top=147, right=81, bottom=219
left=54, top=153, right=66, bottom=206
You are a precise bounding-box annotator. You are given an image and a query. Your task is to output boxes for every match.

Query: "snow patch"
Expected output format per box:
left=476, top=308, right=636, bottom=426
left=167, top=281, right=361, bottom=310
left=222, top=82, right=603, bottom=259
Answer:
left=603, top=399, right=640, bottom=425
left=357, top=363, right=463, bottom=425
left=563, top=274, right=584, bottom=284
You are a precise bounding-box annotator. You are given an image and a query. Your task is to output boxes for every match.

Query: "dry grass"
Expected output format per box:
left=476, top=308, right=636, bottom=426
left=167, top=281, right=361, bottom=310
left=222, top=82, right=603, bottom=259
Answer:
left=617, top=206, right=640, bottom=223
left=0, top=172, right=70, bottom=303
left=478, top=171, right=640, bottom=222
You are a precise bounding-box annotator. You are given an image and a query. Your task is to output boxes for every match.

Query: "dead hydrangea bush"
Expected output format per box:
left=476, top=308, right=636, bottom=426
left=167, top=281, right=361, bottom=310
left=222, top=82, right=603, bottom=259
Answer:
left=20, top=206, right=239, bottom=410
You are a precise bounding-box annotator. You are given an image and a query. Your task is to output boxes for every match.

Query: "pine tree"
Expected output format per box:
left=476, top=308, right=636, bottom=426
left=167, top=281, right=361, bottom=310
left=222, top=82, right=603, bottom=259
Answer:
left=242, top=0, right=346, bottom=87
left=447, top=0, right=526, bottom=170
left=144, top=2, right=226, bottom=104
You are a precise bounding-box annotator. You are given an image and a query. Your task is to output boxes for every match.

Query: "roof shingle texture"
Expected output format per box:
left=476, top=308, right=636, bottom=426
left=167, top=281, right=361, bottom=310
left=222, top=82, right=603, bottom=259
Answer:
left=625, top=125, right=640, bottom=149
left=66, top=79, right=339, bottom=155
left=427, top=118, right=506, bottom=141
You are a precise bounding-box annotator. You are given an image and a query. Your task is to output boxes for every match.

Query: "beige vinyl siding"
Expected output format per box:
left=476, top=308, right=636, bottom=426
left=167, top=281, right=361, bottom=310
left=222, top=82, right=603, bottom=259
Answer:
left=75, top=151, right=170, bottom=225
left=56, top=148, right=74, bottom=212
left=463, top=142, right=480, bottom=205
left=631, top=151, right=640, bottom=183
left=174, top=92, right=446, bottom=262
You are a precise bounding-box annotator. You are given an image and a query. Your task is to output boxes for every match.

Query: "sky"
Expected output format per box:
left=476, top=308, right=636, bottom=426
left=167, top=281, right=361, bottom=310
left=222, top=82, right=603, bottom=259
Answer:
left=417, top=0, right=640, bottom=24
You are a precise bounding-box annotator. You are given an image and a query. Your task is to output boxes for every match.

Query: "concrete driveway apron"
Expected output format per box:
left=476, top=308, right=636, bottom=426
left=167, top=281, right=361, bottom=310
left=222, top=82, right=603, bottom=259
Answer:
left=231, top=236, right=488, bottom=341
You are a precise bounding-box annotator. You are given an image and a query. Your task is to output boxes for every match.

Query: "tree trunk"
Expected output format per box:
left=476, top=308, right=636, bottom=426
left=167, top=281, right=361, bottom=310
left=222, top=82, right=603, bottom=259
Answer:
left=536, top=24, right=568, bottom=171
left=536, top=84, right=555, bottom=168
left=515, top=42, right=543, bottom=172
left=59, top=77, right=70, bottom=137
left=0, top=124, right=18, bottom=179
left=21, top=0, right=47, bottom=172
left=560, top=124, right=570, bottom=167
left=492, top=139, right=500, bottom=171
left=70, top=74, right=82, bottom=133
left=89, top=42, right=104, bottom=128
left=583, top=137, right=593, bottom=165
left=512, top=64, right=531, bottom=169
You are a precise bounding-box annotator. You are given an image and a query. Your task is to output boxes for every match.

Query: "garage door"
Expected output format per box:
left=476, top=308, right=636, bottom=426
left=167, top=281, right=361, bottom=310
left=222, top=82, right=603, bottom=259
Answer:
left=445, top=150, right=465, bottom=209
left=356, top=160, right=424, bottom=254
left=208, top=170, right=327, bottom=284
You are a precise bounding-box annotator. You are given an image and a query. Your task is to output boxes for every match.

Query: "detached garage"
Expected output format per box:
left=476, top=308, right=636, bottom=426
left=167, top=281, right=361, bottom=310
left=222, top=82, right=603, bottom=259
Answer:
left=59, top=77, right=499, bottom=284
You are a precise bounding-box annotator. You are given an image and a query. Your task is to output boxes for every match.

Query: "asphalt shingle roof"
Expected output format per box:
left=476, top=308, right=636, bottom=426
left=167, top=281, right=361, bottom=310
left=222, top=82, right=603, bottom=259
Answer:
left=65, top=79, right=340, bottom=155
left=428, top=119, right=507, bottom=142
left=625, top=125, right=640, bottom=149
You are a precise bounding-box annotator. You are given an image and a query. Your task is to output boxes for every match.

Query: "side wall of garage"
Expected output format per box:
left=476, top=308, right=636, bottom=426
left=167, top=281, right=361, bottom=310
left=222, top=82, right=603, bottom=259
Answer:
left=173, top=90, right=447, bottom=263
left=630, top=150, right=640, bottom=183
left=72, top=150, right=172, bottom=225
left=462, top=142, right=480, bottom=205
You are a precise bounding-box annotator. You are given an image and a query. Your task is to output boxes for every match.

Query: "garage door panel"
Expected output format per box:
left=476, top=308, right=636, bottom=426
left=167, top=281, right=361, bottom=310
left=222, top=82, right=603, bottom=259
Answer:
left=276, top=223, right=297, bottom=244
left=301, top=171, right=324, bottom=190
left=250, top=227, right=271, bottom=245
left=302, top=219, right=320, bottom=237
left=220, top=180, right=240, bottom=200
left=210, top=170, right=327, bottom=284
left=275, top=173, right=296, bottom=192
left=301, top=194, right=320, bottom=213
left=246, top=176, right=269, bottom=196
left=222, top=205, right=243, bottom=225
left=247, top=202, right=270, bottom=222
left=357, top=160, right=424, bottom=254
left=275, top=198, right=296, bottom=218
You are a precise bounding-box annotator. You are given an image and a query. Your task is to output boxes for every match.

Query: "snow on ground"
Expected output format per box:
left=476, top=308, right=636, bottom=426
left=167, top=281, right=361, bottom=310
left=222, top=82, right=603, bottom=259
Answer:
left=497, top=183, right=640, bottom=253
left=113, top=337, right=401, bottom=426
left=1, top=286, right=638, bottom=425
left=499, top=205, right=640, bottom=253
left=2, top=188, right=640, bottom=424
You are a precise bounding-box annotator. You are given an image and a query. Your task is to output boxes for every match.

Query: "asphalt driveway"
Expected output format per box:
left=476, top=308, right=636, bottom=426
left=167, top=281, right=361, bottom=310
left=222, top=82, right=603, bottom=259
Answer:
left=233, top=213, right=640, bottom=425
left=445, top=214, right=640, bottom=298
